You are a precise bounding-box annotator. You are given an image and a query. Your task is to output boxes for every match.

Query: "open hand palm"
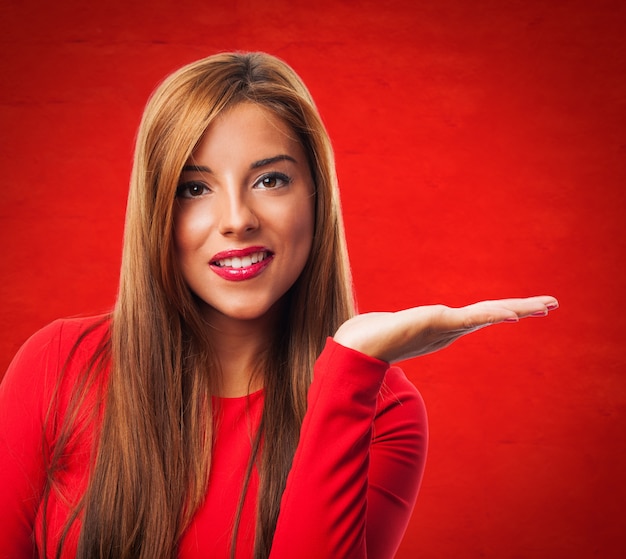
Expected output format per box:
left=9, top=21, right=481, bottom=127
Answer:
left=333, top=296, right=558, bottom=363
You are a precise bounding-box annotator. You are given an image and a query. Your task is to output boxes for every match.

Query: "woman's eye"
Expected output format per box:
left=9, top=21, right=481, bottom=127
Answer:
left=255, top=173, right=291, bottom=190
left=176, top=182, right=209, bottom=198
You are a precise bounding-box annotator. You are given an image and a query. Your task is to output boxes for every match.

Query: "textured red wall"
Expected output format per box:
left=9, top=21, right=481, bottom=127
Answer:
left=1, top=1, right=624, bottom=557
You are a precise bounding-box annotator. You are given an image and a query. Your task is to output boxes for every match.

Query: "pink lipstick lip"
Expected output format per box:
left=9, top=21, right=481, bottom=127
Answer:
left=210, top=246, right=271, bottom=262
left=209, top=246, right=274, bottom=282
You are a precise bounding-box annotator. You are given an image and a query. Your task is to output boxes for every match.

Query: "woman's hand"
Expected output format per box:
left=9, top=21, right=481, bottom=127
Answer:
left=333, top=296, right=558, bottom=363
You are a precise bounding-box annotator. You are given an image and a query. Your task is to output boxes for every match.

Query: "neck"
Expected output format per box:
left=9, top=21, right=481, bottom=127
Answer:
left=202, top=307, right=282, bottom=398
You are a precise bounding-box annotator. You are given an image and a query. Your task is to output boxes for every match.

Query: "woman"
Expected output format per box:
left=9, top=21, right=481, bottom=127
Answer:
left=0, top=52, right=557, bottom=558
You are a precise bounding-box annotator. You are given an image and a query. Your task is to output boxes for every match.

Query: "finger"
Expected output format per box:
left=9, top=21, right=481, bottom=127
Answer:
left=482, top=296, right=558, bottom=320
left=483, top=295, right=558, bottom=312
left=451, top=296, right=559, bottom=329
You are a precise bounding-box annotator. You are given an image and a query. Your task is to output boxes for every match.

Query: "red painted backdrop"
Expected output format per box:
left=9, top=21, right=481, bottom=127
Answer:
left=1, top=1, right=624, bottom=557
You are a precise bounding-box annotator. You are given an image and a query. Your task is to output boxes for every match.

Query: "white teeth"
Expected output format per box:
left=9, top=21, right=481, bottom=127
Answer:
left=215, top=251, right=268, bottom=268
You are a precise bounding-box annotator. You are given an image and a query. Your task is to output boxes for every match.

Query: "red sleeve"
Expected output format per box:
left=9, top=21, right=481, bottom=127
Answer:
left=270, top=338, right=428, bottom=559
left=0, top=321, right=64, bottom=559
left=0, top=317, right=106, bottom=559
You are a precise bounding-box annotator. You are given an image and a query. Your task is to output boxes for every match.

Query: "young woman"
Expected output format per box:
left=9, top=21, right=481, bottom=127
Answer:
left=0, top=52, right=558, bottom=559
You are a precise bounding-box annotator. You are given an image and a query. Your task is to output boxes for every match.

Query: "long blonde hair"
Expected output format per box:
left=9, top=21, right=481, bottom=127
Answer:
left=54, top=52, right=354, bottom=558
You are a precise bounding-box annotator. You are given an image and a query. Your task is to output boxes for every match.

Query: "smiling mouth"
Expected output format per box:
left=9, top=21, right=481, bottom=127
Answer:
left=209, top=249, right=274, bottom=281
left=212, top=250, right=271, bottom=269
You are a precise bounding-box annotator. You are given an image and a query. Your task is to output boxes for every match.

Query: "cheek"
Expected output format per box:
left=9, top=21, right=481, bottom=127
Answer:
left=284, top=197, right=315, bottom=262
left=173, top=204, right=214, bottom=254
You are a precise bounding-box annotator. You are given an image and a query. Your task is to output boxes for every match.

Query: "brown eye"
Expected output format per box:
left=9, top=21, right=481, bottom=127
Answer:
left=188, top=184, right=205, bottom=196
left=262, top=176, right=278, bottom=188
left=255, top=173, right=291, bottom=190
left=176, top=182, right=209, bottom=199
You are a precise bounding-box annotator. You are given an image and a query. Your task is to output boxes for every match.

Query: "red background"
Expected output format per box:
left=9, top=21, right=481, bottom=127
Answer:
left=1, top=1, right=624, bottom=557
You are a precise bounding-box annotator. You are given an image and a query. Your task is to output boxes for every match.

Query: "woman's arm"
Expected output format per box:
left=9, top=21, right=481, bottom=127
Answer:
left=271, top=338, right=422, bottom=558
left=0, top=322, right=62, bottom=558
left=270, top=296, right=557, bottom=558
left=0, top=317, right=106, bottom=559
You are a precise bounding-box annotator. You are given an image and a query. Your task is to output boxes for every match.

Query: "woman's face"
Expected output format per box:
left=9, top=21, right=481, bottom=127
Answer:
left=173, top=102, right=315, bottom=326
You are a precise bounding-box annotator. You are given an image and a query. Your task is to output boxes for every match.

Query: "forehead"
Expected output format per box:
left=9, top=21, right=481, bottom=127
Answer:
left=191, top=102, right=304, bottom=164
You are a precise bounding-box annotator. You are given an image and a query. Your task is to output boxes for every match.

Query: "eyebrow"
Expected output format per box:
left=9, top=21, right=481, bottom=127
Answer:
left=183, top=154, right=297, bottom=173
left=250, top=154, right=297, bottom=169
left=181, top=164, right=212, bottom=173
left=181, top=155, right=296, bottom=174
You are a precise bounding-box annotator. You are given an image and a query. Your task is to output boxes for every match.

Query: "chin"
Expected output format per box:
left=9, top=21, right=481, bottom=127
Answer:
left=227, top=309, right=271, bottom=322
left=203, top=301, right=282, bottom=324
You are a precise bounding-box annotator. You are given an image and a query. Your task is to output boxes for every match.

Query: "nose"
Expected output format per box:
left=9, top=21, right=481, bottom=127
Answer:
left=217, top=189, right=259, bottom=237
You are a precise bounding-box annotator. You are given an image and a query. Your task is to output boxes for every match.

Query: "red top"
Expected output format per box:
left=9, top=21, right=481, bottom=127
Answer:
left=0, top=316, right=427, bottom=558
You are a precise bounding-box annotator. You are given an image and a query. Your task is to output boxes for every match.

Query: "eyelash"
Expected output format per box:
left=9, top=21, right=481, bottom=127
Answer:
left=175, top=181, right=208, bottom=199
left=175, top=172, right=292, bottom=198
left=254, top=172, right=292, bottom=190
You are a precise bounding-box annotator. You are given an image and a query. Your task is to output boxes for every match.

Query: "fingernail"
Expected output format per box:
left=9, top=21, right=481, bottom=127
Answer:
left=532, top=310, right=548, bottom=317
left=504, top=317, right=519, bottom=323
left=547, top=302, right=559, bottom=310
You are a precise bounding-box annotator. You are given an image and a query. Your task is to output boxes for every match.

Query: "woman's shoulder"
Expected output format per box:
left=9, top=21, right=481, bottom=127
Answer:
left=36, top=313, right=110, bottom=338
left=0, top=315, right=112, bottom=463
left=3, top=314, right=111, bottom=393
left=20, top=314, right=111, bottom=355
